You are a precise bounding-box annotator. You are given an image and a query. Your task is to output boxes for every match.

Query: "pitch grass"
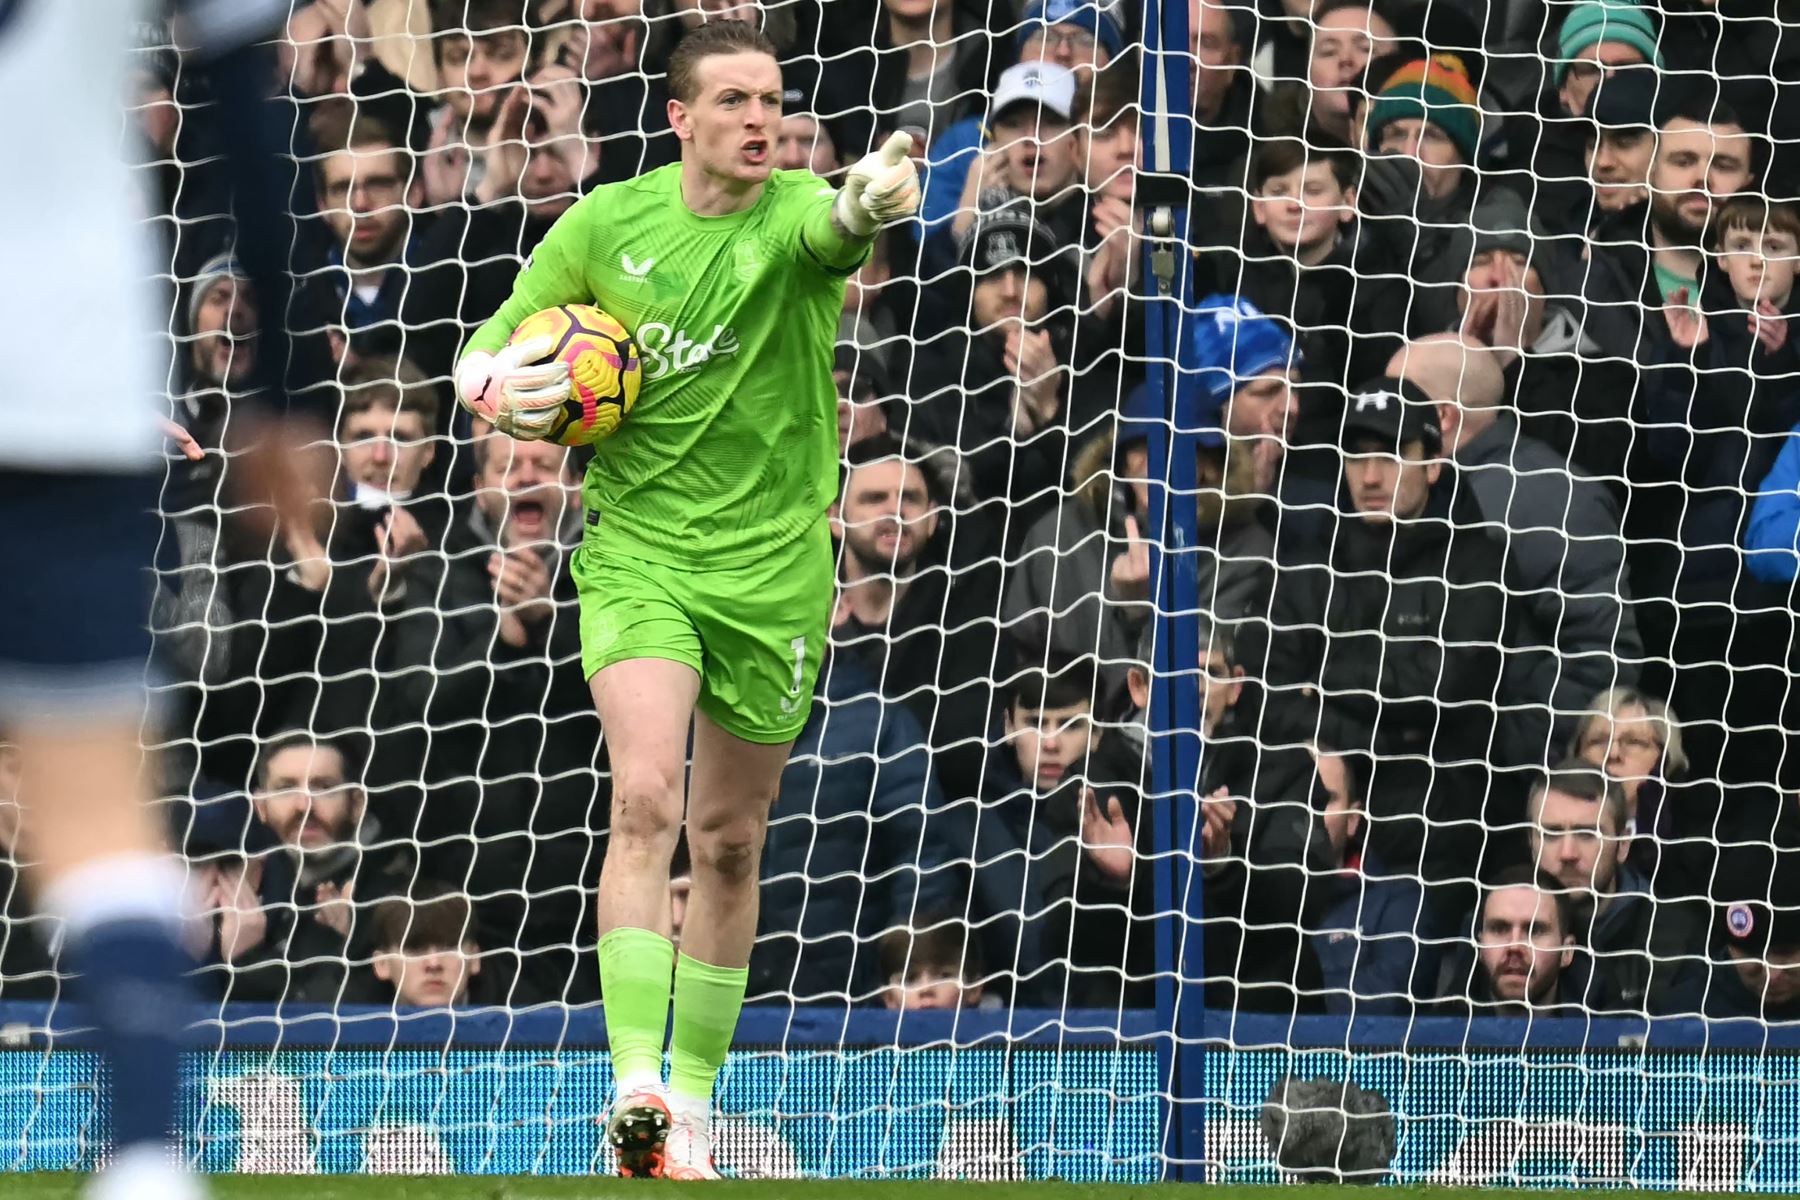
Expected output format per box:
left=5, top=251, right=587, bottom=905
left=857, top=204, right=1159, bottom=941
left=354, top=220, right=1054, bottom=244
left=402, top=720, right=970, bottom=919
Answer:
left=2, top=1181, right=1754, bottom=1200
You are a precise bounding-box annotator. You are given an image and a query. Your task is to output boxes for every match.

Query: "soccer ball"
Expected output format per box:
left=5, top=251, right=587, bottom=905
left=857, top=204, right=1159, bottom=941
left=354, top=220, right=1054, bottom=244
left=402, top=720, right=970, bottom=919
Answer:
left=506, top=304, right=642, bottom=446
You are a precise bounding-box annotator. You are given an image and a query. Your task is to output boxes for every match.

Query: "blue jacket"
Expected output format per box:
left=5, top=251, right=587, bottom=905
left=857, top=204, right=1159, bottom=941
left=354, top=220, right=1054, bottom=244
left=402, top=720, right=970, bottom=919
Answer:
left=917, top=118, right=984, bottom=237
left=753, top=656, right=958, bottom=1002
left=1310, top=855, right=1439, bottom=1016
left=1746, top=420, right=1800, bottom=583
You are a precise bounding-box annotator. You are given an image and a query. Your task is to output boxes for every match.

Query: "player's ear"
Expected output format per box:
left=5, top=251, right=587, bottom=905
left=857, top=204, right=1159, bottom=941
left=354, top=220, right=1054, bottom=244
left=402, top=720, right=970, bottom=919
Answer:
left=667, top=97, right=692, bottom=141
left=828, top=499, right=843, bottom=539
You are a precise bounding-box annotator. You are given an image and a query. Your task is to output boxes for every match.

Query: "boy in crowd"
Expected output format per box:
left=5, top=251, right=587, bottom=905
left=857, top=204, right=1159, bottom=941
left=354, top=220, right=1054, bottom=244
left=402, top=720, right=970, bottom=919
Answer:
left=369, top=885, right=488, bottom=1009
left=1250, top=142, right=1359, bottom=269
left=878, top=919, right=992, bottom=1012
left=1712, top=195, right=1800, bottom=322
left=1201, top=141, right=1362, bottom=388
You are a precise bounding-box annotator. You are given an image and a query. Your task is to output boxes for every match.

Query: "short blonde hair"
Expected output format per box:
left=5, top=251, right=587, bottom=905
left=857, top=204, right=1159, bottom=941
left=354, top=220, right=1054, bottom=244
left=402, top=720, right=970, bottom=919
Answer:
left=1569, top=686, right=1688, bottom=779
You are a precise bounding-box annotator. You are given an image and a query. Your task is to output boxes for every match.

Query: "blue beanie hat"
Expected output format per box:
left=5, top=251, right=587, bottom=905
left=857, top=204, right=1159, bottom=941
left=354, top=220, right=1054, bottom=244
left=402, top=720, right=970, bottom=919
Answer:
left=1018, top=0, right=1125, bottom=59
left=1189, top=295, right=1300, bottom=416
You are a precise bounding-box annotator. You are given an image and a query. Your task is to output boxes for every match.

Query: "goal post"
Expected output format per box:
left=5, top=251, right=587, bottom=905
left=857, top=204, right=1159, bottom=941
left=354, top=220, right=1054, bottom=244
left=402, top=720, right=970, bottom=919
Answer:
left=1137, top=0, right=1209, bottom=1181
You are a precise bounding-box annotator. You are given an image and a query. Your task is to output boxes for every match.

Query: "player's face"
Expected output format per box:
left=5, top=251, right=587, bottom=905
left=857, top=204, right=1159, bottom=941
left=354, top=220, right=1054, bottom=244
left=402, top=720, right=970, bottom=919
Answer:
left=672, top=51, right=784, bottom=187
left=1004, top=701, right=1094, bottom=792
left=340, top=405, right=435, bottom=496
left=475, top=435, right=576, bottom=544
left=839, top=458, right=938, bottom=573
left=1477, top=885, right=1571, bottom=1004
left=255, top=745, right=360, bottom=853
left=378, top=944, right=477, bottom=1007
left=318, top=144, right=411, bottom=267
left=1532, top=788, right=1624, bottom=901
left=775, top=114, right=839, bottom=174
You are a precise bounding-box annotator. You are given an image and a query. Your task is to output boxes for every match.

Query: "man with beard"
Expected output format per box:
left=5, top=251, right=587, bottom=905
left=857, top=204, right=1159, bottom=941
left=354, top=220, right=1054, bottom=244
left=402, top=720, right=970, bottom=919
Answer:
left=367, top=424, right=603, bottom=1004
left=300, top=105, right=444, bottom=344
left=1527, top=762, right=1705, bottom=1014
left=1585, top=91, right=1757, bottom=364
left=830, top=434, right=1008, bottom=805
left=250, top=731, right=416, bottom=1003
left=1431, top=867, right=1586, bottom=1017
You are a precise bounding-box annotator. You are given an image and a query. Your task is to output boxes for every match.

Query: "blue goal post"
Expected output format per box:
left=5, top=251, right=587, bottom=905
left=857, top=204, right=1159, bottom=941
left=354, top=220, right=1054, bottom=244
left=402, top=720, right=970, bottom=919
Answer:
left=1138, top=0, right=1209, bottom=1182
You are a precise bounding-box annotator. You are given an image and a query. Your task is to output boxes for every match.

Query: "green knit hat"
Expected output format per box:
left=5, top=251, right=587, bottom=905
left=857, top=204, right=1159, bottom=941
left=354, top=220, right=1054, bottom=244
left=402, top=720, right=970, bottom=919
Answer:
left=1556, top=0, right=1661, bottom=84
left=1365, top=56, right=1482, bottom=166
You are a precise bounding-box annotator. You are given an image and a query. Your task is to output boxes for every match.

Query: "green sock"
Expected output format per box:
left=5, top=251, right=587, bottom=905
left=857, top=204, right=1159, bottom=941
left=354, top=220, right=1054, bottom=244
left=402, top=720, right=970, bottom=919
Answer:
left=668, top=952, right=749, bottom=1102
left=597, top=927, right=676, bottom=1092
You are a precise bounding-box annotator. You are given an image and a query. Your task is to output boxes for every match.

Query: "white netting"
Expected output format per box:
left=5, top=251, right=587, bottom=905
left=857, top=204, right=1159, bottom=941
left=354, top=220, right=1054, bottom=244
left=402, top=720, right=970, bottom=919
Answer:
left=5, top=0, right=1800, bottom=1183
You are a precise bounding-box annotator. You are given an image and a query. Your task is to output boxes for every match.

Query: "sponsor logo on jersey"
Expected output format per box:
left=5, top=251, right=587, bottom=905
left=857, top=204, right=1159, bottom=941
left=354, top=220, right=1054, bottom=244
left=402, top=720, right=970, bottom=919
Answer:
left=620, top=253, right=656, bottom=282
left=637, top=322, right=740, bottom=380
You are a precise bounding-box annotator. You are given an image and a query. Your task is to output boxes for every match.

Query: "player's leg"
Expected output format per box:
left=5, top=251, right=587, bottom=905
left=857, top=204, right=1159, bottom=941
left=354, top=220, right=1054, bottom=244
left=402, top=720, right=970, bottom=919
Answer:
left=657, top=523, right=834, bottom=1179
left=576, top=537, right=712, bottom=1175
left=658, top=713, right=794, bottom=1180
left=0, top=469, right=200, bottom=1200
left=592, top=655, right=700, bottom=1057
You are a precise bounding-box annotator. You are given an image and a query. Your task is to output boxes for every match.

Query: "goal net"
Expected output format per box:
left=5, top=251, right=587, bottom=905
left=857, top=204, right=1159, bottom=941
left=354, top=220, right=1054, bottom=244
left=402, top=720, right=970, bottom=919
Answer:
left=3, top=0, right=1800, bottom=1184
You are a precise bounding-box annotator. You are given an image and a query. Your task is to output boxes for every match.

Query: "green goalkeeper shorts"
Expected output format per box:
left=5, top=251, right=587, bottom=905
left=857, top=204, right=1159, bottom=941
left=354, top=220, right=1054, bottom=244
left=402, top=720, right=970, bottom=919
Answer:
left=572, top=517, right=833, bottom=744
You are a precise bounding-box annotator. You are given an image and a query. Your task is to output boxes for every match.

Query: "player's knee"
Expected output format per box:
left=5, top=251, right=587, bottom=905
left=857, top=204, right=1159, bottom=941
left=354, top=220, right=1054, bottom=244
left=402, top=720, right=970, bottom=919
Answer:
left=689, top=825, right=764, bottom=887
left=608, top=762, right=684, bottom=850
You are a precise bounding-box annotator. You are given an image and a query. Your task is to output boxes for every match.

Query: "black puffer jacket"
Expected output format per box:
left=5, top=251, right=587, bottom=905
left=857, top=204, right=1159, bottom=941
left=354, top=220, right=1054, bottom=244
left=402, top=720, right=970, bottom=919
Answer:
left=1252, top=475, right=1509, bottom=875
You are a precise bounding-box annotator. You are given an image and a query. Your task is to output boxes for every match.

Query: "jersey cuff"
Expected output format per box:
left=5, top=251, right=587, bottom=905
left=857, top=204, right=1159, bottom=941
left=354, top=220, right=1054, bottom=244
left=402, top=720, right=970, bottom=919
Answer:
left=800, top=230, right=869, bottom=277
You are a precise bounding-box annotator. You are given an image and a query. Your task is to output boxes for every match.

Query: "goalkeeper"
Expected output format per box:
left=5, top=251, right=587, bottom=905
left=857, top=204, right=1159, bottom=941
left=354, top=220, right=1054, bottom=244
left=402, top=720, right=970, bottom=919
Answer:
left=456, top=19, right=918, bottom=1181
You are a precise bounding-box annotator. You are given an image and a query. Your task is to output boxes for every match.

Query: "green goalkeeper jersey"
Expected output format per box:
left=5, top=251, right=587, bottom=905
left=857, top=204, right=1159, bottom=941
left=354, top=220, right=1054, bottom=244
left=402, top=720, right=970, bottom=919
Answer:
left=467, top=164, right=858, bottom=570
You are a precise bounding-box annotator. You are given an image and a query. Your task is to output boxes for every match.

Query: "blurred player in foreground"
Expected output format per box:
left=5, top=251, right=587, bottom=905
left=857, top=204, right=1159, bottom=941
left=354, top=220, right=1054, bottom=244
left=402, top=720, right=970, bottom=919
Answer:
left=0, top=3, right=321, bottom=1196
left=456, top=19, right=919, bottom=1180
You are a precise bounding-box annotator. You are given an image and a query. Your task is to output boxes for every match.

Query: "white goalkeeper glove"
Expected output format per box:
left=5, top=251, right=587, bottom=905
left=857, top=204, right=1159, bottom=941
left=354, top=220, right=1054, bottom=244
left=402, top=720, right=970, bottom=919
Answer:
left=455, top=336, right=572, bottom=441
left=834, top=131, right=921, bottom=238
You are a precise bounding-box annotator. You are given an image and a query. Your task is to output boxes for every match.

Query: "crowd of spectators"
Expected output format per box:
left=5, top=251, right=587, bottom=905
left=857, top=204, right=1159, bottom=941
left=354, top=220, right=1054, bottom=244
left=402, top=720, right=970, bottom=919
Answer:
left=7, top=0, right=1799, bottom=1022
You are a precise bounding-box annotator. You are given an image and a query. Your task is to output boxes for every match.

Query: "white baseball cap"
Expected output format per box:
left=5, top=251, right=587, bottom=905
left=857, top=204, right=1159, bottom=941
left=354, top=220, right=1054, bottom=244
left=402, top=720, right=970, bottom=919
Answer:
left=988, top=61, right=1077, bottom=123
